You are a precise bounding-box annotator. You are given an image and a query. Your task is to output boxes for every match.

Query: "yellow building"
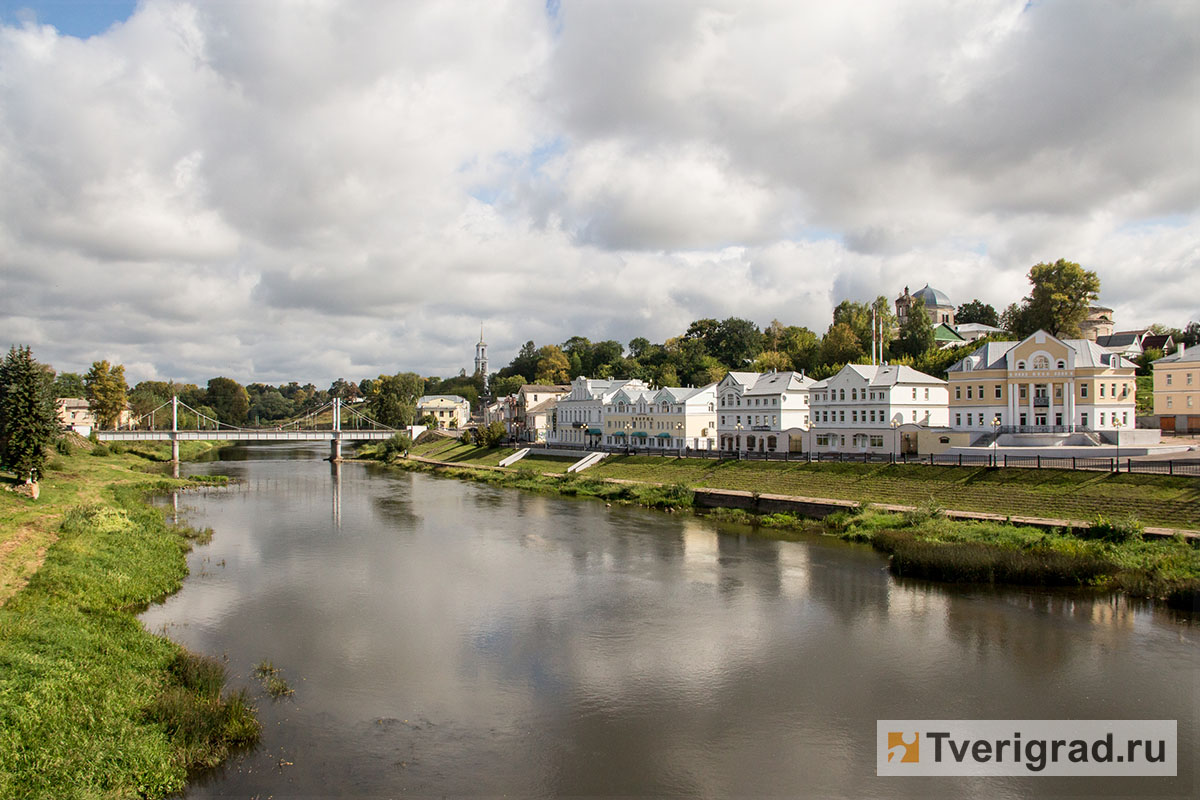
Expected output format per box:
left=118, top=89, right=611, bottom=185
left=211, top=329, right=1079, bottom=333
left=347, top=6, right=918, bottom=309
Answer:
left=946, top=331, right=1137, bottom=438
left=1153, top=345, right=1200, bottom=433
left=416, top=395, right=471, bottom=429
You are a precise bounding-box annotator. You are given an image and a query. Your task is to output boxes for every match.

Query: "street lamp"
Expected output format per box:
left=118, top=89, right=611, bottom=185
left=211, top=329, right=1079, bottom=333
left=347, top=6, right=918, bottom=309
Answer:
left=735, top=423, right=743, bottom=459
left=890, top=418, right=901, bottom=461
left=1112, top=415, right=1122, bottom=472
left=992, top=416, right=1001, bottom=466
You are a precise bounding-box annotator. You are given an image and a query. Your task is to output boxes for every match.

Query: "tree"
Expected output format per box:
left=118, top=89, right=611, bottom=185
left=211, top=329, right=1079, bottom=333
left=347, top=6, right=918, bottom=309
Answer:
left=821, top=323, right=864, bottom=366
left=750, top=350, right=792, bottom=372
left=1181, top=321, right=1200, bottom=348
left=477, top=420, right=507, bottom=448
left=627, top=337, right=651, bottom=359
left=956, top=299, right=999, bottom=327
left=780, top=326, right=822, bottom=374
left=1137, top=348, right=1164, bottom=377
left=534, top=345, right=570, bottom=385
left=369, top=372, right=425, bottom=427
left=999, top=302, right=1028, bottom=335
left=0, top=346, right=59, bottom=483
left=710, top=317, right=764, bottom=368
left=1019, top=259, right=1101, bottom=338
left=206, top=377, right=250, bottom=425
left=896, top=298, right=936, bottom=359
left=489, top=374, right=525, bottom=398
left=52, top=371, right=86, bottom=398
left=84, top=360, right=127, bottom=430
left=502, top=340, right=539, bottom=382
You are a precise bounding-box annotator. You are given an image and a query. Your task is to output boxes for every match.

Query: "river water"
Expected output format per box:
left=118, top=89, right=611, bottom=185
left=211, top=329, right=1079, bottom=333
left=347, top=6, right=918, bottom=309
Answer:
left=141, top=443, right=1198, bottom=798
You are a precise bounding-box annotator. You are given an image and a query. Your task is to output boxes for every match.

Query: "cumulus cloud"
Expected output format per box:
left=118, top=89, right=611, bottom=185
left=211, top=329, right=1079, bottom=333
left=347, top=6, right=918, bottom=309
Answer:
left=0, top=0, right=1196, bottom=385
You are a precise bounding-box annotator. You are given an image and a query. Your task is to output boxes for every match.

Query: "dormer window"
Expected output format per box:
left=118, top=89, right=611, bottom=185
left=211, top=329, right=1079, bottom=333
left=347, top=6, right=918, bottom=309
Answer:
left=1057, top=360, right=1066, bottom=369
left=1017, top=361, right=1026, bottom=370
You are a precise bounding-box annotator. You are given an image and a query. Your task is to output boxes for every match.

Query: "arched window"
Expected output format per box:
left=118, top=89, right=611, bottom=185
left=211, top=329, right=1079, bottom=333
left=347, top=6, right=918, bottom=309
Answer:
left=839, top=389, right=846, bottom=401
left=1017, top=361, right=1026, bottom=370
left=1057, top=360, right=1066, bottom=369
left=851, top=388, right=857, bottom=400
left=746, top=435, right=756, bottom=450
left=767, top=436, right=777, bottom=451
left=1033, top=356, right=1050, bottom=369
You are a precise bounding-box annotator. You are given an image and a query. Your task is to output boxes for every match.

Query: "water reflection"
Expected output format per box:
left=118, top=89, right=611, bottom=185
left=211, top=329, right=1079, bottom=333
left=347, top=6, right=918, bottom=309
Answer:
left=143, top=445, right=1197, bottom=799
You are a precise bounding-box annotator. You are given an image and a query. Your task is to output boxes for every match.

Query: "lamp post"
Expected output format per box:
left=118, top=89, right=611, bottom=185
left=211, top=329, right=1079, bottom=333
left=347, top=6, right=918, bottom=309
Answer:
left=992, top=416, right=1001, bottom=466
left=735, top=423, right=743, bottom=459
left=1112, top=416, right=1121, bottom=472
left=891, top=418, right=901, bottom=461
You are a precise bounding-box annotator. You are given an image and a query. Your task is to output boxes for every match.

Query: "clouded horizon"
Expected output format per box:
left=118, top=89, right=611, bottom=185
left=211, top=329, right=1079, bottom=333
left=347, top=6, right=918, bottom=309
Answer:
left=2, top=0, right=1197, bottom=387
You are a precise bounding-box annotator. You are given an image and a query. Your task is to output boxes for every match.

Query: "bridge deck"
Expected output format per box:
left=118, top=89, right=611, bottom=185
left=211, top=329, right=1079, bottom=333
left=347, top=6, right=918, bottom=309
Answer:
left=95, top=430, right=398, bottom=442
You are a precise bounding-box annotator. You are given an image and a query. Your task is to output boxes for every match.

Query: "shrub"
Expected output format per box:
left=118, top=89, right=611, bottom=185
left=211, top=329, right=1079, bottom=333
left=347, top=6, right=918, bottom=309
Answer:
left=1090, top=514, right=1144, bottom=543
left=90, top=443, right=110, bottom=457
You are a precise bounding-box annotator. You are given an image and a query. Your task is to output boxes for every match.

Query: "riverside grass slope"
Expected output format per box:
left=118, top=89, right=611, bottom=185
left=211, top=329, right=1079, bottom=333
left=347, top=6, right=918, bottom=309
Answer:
left=0, top=440, right=257, bottom=799
left=405, top=438, right=1200, bottom=530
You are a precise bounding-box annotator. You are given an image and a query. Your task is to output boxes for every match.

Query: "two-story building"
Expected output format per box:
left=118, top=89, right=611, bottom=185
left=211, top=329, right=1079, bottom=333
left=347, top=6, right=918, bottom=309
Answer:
left=603, top=383, right=717, bottom=451
left=808, top=364, right=948, bottom=455
left=552, top=377, right=652, bottom=448
left=945, top=330, right=1137, bottom=439
left=416, top=395, right=472, bottom=429
left=716, top=370, right=815, bottom=454
left=513, top=384, right=570, bottom=442
left=1153, top=344, right=1199, bottom=433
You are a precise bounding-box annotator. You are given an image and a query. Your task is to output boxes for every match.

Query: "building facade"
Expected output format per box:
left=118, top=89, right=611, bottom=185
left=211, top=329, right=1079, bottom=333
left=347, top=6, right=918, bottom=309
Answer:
left=416, top=395, right=472, bottom=429
left=945, top=331, right=1137, bottom=437
left=808, top=364, right=948, bottom=455
left=552, top=377, right=652, bottom=448
left=1153, top=345, right=1200, bottom=433
left=602, top=383, right=717, bottom=451
left=716, top=370, right=815, bottom=454
left=474, top=327, right=489, bottom=394
left=513, top=384, right=570, bottom=442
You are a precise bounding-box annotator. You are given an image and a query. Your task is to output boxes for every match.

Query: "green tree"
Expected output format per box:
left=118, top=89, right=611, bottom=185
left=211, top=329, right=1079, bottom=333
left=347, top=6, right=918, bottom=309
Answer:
left=535, top=345, right=571, bottom=385
left=750, top=350, right=792, bottom=372
left=781, top=326, right=822, bottom=374
left=955, top=299, right=999, bottom=326
left=477, top=420, right=507, bottom=447
left=627, top=337, right=652, bottom=359
left=52, top=371, right=86, bottom=398
left=369, top=372, right=425, bottom=427
left=1137, top=348, right=1164, bottom=377
left=501, top=340, right=539, bottom=381
left=896, top=298, right=936, bottom=359
left=84, top=360, right=127, bottom=430
left=489, top=374, right=525, bottom=398
left=710, top=317, right=764, bottom=368
left=1019, top=259, right=1101, bottom=338
left=0, top=345, right=59, bottom=483
left=821, top=323, right=864, bottom=366
left=206, top=377, right=250, bottom=425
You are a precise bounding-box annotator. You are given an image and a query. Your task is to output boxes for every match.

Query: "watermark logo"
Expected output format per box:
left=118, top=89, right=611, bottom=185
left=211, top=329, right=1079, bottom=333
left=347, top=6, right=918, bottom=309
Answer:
left=886, top=732, right=919, bottom=763
left=877, top=720, right=1176, bottom=777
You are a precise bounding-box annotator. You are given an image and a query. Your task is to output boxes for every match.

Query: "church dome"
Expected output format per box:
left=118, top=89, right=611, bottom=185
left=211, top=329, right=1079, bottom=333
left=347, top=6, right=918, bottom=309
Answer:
left=912, top=284, right=952, bottom=308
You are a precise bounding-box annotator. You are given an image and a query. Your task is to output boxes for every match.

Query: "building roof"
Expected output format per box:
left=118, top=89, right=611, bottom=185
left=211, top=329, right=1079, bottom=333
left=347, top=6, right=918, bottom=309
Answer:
left=933, top=322, right=966, bottom=343
left=57, top=397, right=90, bottom=408
left=519, top=384, right=570, bottom=394
left=913, top=284, right=952, bottom=308
left=953, top=322, right=1005, bottom=336
left=947, top=332, right=1139, bottom=372
left=1153, top=345, right=1198, bottom=364
left=417, top=394, right=469, bottom=404
left=1095, top=332, right=1143, bottom=349
left=745, top=371, right=816, bottom=394
left=810, top=363, right=944, bottom=389
left=1139, top=334, right=1174, bottom=352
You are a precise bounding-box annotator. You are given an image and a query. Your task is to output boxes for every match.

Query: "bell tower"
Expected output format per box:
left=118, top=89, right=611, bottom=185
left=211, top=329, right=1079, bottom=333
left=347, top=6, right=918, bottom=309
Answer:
left=474, top=324, right=489, bottom=393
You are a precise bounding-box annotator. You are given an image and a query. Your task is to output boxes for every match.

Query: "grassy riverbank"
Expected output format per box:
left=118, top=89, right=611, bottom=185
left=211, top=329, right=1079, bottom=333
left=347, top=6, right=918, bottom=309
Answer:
left=0, top=442, right=258, bottom=798
left=384, top=439, right=1200, bottom=608
left=405, top=438, right=1200, bottom=529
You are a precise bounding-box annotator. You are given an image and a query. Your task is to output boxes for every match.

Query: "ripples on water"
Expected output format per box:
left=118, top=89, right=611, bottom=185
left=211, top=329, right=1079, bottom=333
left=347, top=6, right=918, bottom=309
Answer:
left=142, top=444, right=1197, bottom=798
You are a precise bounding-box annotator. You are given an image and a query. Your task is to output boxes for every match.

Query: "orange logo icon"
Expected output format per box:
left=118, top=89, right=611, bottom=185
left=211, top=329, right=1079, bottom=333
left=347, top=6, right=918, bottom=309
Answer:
left=887, top=732, right=919, bottom=763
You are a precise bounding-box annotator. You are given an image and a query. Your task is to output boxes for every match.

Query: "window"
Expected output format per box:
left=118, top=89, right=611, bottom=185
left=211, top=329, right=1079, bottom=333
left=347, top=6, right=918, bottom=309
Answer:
left=851, top=388, right=857, bottom=400
left=839, top=411, right=845, bottom=422
left=839, top=389, right=845, bottom=401
left=1166, top=374, right=1173, bottom=385
left=955, top=386, right=962, bottom=399
left=1020, top=386, right=1027, bottom=399
left=1033, top=356, right=1049, bottom=369
left=912, top=388, right=917, bottom=399
left=1081, top=412, right=1089, bottom=428
left=1167, top=397, right=1173, bottom=408
left=817, top=434, right=831, bottom=446
left=1188, top=373, right=1193, bottom=385
left=1100, top=384, right=1105, bottom=397
left=1188, top=397, right=1194, bottom=408
left=978, top=414, right=984, bottom=426
left=1017, top=361, right=1026, bottom=370
left=1099, top=412, right=1106, bottom=426
left=1057, top=360, right=1065, bottom=369
left=1081, top=385, right=1088, bottom=398
left=926, top=388, right=931, bottom=400
left=967, top=386, right=973, bottom=399
left=955, top=413, right=962, bottom=426
left=852, top=410, right=858, bottom=422
left=1111, top=384, right=1117, bottom=398
left=869, top=436, right=884, bottom=448
left=995, top=385, right=1002, bottom=399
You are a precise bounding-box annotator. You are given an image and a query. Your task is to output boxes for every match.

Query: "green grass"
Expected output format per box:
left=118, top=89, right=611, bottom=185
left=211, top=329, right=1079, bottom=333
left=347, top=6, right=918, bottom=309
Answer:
left=0, top=448, right=257, bottom=798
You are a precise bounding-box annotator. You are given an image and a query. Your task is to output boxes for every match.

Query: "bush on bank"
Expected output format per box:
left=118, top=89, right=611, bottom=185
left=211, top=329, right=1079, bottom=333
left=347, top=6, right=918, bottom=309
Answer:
left=0, top=480, right=259, bottom=798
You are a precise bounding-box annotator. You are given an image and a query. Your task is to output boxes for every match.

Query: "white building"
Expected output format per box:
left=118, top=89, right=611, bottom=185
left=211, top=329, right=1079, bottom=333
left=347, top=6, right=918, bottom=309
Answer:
left=513, top=384, right=570, bottom=442
left=716, top=371, right=815, bottom=454
left=552, top=377, right=652, bottom=448
left=808, top=364, right=948, bottom=455
left=602, top=383, right=718, bottom=451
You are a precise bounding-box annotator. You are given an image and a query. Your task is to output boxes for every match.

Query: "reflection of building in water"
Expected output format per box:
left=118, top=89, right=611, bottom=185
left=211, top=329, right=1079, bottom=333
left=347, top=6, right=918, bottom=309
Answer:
left=805, top=545, right=893, bottom=625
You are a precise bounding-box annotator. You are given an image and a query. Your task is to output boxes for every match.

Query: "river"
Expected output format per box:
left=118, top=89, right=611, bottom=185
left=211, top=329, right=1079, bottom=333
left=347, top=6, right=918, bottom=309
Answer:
left=141, top=443, right=1197, bottom=798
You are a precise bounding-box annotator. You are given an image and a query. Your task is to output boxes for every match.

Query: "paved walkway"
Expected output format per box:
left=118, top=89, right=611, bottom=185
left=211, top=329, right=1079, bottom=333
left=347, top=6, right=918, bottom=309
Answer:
left=402, top=453, right=1199, bottom=540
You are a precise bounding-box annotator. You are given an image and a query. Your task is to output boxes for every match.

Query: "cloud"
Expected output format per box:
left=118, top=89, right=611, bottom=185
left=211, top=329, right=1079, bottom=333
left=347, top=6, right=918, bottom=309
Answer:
left=0, top=0, right=1196, bottom=386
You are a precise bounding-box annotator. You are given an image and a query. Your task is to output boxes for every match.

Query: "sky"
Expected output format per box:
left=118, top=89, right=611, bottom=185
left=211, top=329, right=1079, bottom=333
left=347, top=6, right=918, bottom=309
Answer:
left=1, top=1, right=1197, bottom=388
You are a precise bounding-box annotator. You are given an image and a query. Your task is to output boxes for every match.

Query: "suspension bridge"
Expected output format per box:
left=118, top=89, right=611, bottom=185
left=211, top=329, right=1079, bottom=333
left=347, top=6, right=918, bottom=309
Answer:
left=94, top=396, right=400, bottom=464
